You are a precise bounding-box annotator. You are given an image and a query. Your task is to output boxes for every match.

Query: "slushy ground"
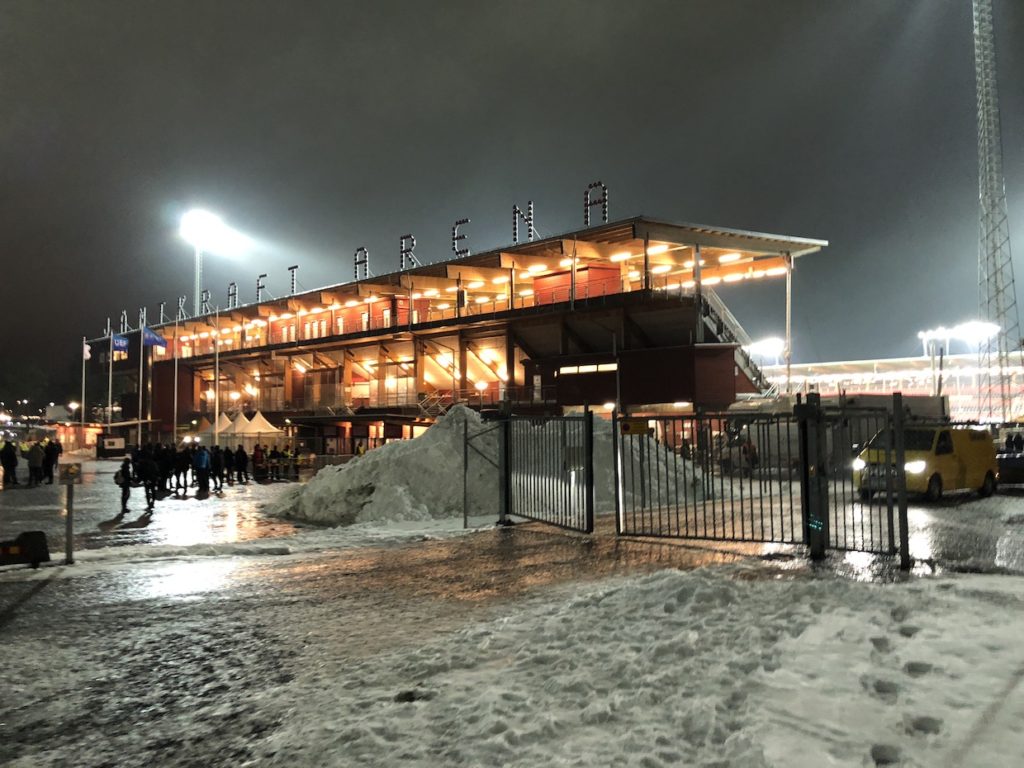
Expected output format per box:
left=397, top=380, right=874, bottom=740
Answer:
left=2, top=461, right=1024, bottom=766
left=0, top=460, right=297, bottom=553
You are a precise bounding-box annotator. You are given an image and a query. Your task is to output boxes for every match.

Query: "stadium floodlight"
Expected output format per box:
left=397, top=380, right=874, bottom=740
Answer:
left=179, top=209, right=252, bottom=316
left=744, top=337, right=786, bottom=364
left=917, top=321, right=1000, bottom=352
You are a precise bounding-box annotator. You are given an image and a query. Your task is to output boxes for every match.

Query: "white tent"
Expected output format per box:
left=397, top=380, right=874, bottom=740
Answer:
left=247, top=411, right=283, bottom=436
left=185, top=413, right=234, bottom=445
left=222, top=412, right=253, bottom=435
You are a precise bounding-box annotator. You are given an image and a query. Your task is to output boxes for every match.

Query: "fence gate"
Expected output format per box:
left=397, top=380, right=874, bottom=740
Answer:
left=614, top=395, right=908, bottom=562
left=615, top=412, right=804, bottom=544
left=504, top=412, right=594, bottom=533
left=817, top=406, right=900, bottom=555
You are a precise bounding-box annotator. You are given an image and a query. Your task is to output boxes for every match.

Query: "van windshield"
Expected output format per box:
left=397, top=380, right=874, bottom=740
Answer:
left=866, top=428, right=935, bottom=452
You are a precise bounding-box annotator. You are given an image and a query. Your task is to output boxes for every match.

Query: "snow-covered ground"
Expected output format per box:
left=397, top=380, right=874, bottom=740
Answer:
left=261, top=567, right=1024, bottom=767
left=4, top=417, right=1024, bottom=767
left=3, top=544, right=1022, bottom=767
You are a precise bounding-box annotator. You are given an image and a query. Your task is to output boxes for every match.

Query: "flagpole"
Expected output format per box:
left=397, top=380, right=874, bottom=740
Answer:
left=137, top=308, right=145, bottom=447
left=214, top=306, right=220, bottom=447
left=107, top=320, right=113, bottom=432
left=173, top=314, right=179, bottom=446
left=80, top=335, right=87, bottom=450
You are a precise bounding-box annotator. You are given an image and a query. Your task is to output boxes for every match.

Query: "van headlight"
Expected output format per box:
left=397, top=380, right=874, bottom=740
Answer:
left=905, top=460, right=926, bottom=474
left=852, top=458, right=866, bottom=471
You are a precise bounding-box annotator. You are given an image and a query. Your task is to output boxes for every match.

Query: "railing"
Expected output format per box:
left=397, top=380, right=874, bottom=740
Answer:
left=699, top=288, right=768, bottom=392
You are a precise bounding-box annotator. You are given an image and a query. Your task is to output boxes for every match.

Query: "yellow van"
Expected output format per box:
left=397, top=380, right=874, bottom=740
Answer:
left=854, top=426, right=998, bottom=501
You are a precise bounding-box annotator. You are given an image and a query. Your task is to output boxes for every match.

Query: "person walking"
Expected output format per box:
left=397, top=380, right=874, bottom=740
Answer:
left=235, top=444, right=249, bottom=484
left=1, top=439, right=18, bottom=486
left=117, top=456, right=132, bottom=512
left=139, top=447, right=160, bottom=510
left=210, top=446, right=224, bottom=492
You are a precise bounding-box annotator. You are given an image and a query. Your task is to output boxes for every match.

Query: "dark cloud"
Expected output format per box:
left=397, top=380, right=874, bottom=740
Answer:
left=1, top=0, right=1021, bottom=397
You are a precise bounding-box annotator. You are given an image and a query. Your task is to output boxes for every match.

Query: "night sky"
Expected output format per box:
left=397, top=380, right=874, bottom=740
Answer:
left=2, top=0, right=1022, bottom=400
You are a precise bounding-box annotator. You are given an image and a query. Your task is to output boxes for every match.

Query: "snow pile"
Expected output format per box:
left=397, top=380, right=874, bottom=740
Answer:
left=263, top=568, right=1024, bottom=767
left=270, top=406, right=500, bottom=526
left=270, top=408, right=705, bottom=527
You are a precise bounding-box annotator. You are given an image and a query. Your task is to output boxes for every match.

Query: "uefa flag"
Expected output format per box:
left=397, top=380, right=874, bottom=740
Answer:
left=111, top=333, right=129, bottom=352
left=142, top=327, right=168, bottom=348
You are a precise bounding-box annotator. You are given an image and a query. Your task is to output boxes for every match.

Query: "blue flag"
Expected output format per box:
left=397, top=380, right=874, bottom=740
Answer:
left=111, top=334, right=129, bottom=352
left=142, top=327, right=168, bottom=348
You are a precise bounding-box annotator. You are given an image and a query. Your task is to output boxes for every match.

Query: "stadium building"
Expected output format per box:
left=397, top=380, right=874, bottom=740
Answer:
left=87, top=210, right=827, bottom=452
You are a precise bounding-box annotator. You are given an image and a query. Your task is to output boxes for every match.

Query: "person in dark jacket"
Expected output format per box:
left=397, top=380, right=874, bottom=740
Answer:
left=1, top=440, right=18, bottom=486
left=138, top=447, right=160, bottom=509
left=118, top=456, right=132, bottom=511
left=223, top=445, right=235, bottom=485
left=157, top=444, right=173, bottom=493
left=43, top=440, right=60, bottom=484
left=174, top=446, right=190, bottom=493
left=235, top=445, right=249, bottom=484
left=210, top=446, right=224, bottom=492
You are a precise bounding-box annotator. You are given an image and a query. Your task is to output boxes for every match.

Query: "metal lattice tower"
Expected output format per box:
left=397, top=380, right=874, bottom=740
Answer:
left=973, top=0, right=1021, bottom=421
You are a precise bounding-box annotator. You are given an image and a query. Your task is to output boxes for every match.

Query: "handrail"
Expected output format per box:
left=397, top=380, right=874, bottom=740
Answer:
left=703, top=288, right=754, bottom=347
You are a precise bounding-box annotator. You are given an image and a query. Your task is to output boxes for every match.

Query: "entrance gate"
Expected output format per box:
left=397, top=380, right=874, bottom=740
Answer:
left=498, top=394, right=910, bottom=564
left=504, top=412, right=594, bottom=533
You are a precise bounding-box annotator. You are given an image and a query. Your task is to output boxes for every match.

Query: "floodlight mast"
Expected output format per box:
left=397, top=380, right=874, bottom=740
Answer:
left=973, top=0, right=1021, bottom=421
left=179, top=209, right=250, bottom=317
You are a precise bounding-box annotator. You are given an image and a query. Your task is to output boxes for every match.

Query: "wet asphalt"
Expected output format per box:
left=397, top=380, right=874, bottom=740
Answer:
left=2, top=462, right=1024, bottom=766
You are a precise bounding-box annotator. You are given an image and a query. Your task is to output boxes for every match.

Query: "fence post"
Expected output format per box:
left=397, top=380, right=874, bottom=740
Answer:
left=584, top=409, right=595, bottom=533
left=462, top=414, right=469, bottom=529
left=612, top=409, right=622, bottom=535
left=797, top=392, right=828, bottom=560
left=892, top=392, right=911, bottom=570
left=499, top=415, right=512, bottom=526
left=65, top=483, right=74, bottom=565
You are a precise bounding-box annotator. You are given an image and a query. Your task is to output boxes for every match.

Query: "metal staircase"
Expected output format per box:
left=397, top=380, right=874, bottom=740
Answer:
left=699, top=289, right=770, bottom=393
left=417, top=392, right=450, bottom=418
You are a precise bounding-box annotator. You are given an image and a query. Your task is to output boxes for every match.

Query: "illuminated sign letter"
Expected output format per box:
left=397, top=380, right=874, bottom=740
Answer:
left=452, top=219, right=470, bottom=258
left=354, top=247, right=370, bottom=280
left=256, top=274, right=267, bottom=302
left=119, top=310, right=129, bottom=334
left=513, top=202, right=535, bottom=244
left=177, top=296, right=188, bottom=321
left=400, top=235, right=419, bottom=269
left=228, top=282, right=238, bottom=309
left=201, top=290, right=211, bottom=315
left=584, top=181, right=608, bottom=226
left=288, top=265, right=299, bottom=295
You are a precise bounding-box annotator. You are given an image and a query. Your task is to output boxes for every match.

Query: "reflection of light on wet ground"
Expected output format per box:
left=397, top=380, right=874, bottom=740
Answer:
left=906, top=507, right=934, bottom=562
left=840, top=550, right=878, bottom=581
left=995, top=529, right=1024, bottom=572
left=136, top=559, right=240, bottom=600
left=0, top=461, right=296, bottom=551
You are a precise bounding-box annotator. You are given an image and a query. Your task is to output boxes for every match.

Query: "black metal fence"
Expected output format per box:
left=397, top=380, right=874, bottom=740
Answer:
left=819, top=408, right=898, bottom=554
left=616, top=412, right=803, bottom=544
left=505, top=412, right=594, bottom=533
left=497, top=394, right=910, bottom=565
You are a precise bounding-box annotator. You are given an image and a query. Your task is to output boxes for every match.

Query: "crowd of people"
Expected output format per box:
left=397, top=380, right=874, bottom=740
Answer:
left=116, top=442, right=304, bottom=512
left=1004, top=432, right=1024, bottom=454
left=0, top=438, right=62, bottom=488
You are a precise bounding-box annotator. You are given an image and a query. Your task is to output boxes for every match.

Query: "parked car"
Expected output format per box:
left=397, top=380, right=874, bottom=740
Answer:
left=854, top=426, right=997, bottom=501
